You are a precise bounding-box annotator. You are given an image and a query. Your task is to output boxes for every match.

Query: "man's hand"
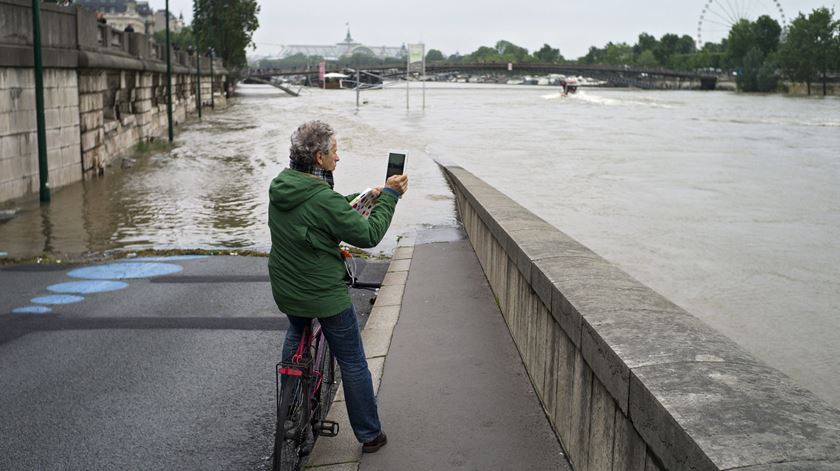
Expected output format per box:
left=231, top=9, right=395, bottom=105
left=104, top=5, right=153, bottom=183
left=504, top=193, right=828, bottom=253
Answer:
left=384, top=175, right=409, bottom=195
left=371, top=187, right=382, bottom=197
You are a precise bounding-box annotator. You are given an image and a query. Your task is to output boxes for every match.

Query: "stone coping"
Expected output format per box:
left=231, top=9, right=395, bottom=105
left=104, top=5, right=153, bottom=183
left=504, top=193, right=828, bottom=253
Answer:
left=307, top=245, right=414, bottom=469
left=441, top=164, right=840, bottom=471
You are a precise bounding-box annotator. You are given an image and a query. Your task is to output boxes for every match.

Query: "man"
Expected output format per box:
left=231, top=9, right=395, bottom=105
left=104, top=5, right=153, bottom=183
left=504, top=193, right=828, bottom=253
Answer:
left=268, top=120, right=408, bottom=453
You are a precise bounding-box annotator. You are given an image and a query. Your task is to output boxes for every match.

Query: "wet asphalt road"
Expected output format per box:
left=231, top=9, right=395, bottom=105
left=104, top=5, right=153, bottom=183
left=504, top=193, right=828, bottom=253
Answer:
left=0, top=255, right=385, bottom=470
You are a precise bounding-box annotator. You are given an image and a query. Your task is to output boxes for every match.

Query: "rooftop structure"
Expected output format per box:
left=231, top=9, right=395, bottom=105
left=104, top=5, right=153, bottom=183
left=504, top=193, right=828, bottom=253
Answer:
left=277, top=28, right=406, bottom=61
left=75, top=0, right=184, bottom=34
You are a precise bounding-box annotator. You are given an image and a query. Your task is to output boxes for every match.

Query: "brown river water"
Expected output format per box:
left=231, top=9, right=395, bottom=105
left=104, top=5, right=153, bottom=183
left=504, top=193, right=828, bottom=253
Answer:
left=1, top=82, right=839, bottom=409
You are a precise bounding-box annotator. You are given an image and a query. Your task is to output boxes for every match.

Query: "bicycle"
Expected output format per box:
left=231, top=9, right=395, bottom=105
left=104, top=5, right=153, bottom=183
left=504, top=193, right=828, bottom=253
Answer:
left=272, top=251, right=381, bottom=471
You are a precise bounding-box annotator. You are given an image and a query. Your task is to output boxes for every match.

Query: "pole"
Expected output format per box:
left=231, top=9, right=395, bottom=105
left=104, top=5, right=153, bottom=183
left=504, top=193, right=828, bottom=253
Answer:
left=195, top=44, right=202, bottom=119
left=209, top=50, right=215, bottom=108
left=31, top=0, right=50, bottom=201
left=165, top=0, right=174, bottom=143
left=356, top=68, right=360, bottom=109
left=406, top=51, right=410, bottom=110
left=422, top=45, right=426, bottom=110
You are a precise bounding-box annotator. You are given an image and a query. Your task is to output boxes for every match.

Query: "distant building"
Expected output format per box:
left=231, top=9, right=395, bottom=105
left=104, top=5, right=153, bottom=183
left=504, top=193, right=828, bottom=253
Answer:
left=277, top=28, right=406, bottom=61
left=75, top=0, right=184, bottom=35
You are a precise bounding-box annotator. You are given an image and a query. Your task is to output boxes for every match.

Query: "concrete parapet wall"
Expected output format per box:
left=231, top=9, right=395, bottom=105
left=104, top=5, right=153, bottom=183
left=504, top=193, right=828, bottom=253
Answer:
left=440, top=164, right=840, bottom=471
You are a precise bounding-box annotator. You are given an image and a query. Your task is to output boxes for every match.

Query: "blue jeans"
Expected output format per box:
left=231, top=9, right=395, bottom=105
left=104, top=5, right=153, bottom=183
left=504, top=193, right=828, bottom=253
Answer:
left=282, top=305, right=381, bottom=443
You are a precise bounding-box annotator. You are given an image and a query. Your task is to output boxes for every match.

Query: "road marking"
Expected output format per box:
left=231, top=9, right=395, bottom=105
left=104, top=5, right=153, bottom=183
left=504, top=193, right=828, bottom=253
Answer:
left=67, top=262, right=183, bottom=280
left=129, top=255, right=209, bottom=261
left=12, top=306, right=53, bottom=314
left=31, top=294, right=84, bottom=304
left=47, top=280, right=129, bottom=294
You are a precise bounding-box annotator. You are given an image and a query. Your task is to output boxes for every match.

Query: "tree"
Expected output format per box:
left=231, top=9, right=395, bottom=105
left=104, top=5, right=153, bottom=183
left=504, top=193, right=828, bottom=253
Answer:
left=654, top=33, right=681, bottom=65
left=154, top=25, right=194, bottom=52
left=192, top=0, right=260, bottom=71
left=752, top=15, right=782, bottom=58
left=725, top=20, right=756, bottom=68
left=634, top=32, right=658, bottom=57
left=636, top=49, right=658, bottom=67
left=468, top=46, right=501, bottom=63
left=494, top=40, right=531, bottom=63
left=533, top=43, right=562, bottom=63
left=778, top=8, right=839, bottom=95
left=425, top=49, right=445, bottom=63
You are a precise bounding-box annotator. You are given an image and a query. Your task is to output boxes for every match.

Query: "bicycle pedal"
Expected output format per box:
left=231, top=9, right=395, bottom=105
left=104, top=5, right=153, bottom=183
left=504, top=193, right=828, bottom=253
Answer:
left=316, top=420, right=340, bottom=437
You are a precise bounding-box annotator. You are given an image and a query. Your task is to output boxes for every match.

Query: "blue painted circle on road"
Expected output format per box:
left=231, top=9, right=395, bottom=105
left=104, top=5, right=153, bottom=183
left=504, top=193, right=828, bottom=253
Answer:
left=48, top=280, right=129, bottom=294
left=12, top=306, right=53, bottom=314
left=31, top=294, right=84, bottom=304
left=67, top=262, right=183, bottom=280
left=129, top=255, right=209, bottom=261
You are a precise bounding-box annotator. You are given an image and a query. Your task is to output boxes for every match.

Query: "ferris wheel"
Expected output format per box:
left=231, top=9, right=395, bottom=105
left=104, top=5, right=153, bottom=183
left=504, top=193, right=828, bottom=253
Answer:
left=696, top=0, right=787, bottom=47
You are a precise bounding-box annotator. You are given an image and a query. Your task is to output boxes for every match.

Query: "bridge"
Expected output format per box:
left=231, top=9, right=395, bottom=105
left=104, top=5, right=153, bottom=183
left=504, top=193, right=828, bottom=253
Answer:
left=244, top=62, right=720, bottom=90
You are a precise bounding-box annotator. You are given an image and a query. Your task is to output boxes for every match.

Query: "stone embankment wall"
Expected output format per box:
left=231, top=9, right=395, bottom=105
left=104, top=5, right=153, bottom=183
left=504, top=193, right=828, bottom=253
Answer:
left=0, top=0, right=229, bottom=204
left=441, top=165, right=840, bottom=471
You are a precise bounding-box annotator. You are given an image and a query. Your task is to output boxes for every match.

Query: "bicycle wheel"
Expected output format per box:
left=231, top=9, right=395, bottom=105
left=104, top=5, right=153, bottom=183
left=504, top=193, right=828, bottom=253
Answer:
left=273, top=376, right=307, bottom=471
left=315, top=336, right=337, bottom=423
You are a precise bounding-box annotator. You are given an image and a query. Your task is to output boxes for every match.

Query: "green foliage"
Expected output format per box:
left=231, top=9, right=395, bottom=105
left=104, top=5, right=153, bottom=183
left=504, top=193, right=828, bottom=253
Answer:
left=192, top=0, right=260, bottom=71
left=494, top=40, right=532, bottom=63
left=636, top=49, right=658, bottom=67
left=533, top=43, right=563, bottom=63
left=426, top=49, right=445, bottom=63
left=778, top=7, right=840, bottom=95
left=154, top=26, right=195, bottom=52
left=737, top=46, right=778, bottom=91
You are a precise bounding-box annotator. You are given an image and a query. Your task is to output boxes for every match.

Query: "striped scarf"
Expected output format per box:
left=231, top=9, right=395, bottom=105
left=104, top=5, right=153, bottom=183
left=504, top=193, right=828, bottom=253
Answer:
left=289, top=159, right=334, bottom=189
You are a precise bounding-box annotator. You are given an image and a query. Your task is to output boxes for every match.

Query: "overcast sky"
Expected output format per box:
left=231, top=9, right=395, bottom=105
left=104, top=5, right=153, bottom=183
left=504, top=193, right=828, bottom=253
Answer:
left=154, top=0, right=835, bottom=59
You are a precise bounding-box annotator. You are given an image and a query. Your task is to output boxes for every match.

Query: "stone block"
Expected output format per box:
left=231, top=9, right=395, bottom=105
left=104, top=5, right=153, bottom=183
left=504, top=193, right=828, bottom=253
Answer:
left=79, top=93, right=103, bottom=112
left=59, top=125, right=80, bottom=146
left=387, top=258, right=410, bottom=272
left=80, top=110, right=103, bottom=133
left=4, top=109, right=36, bottom=135
left=588, top=379, right=617, bottom=471
left=307, top=405, right=362, bottom=466
left=735, top=462, right=840, bottom=471
left=531, top=254, right=631, bottom=311
left=0, top=68, right=34, bottom=89
left=81, top=128, right=102, bottom=152
left=530, top=295, right=550, bottom=398
left=381, top=270, right=407, bottom=287
left=551, top=322, right=576, bottom=448
left=630, top=361, right=840, bottom=471
left=60, top=145, right=79, bottom=167
left=361, top=326, right=392, bottom=359
left=644, top=451, right=664, bottom=471
left=6, top=87, right=35, bottom=112
left=612, top=412, right=646, bottom=471
left=551, top=286, right=583, bottom=348
left=393, top=247, right=414, bottom=260
left=43, top=108, right=60, bottom=129
left=373, top=284, right=404, bottom=307
left=60, top=106, right=79, bottom=126
left=568, top=349, right=593, bottom=471
left=365, top=303, right=400, bottom=330
left=582, top=304, right=756, bottom=416
left=134, top=99, right=152, bottom=113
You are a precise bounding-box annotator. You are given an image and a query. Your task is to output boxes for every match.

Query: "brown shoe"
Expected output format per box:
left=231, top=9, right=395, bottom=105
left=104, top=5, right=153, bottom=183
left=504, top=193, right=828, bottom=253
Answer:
left=362, top=432, right=388, bottom=453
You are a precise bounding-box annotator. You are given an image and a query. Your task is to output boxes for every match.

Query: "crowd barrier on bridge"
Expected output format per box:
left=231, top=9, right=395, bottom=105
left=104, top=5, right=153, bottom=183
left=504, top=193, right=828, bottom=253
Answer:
left=441, top=164, right=840, bottom=471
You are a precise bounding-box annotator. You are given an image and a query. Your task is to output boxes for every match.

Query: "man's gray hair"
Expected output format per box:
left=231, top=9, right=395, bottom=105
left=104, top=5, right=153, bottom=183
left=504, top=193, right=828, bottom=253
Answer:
left=289, top=120, right=334, bottom=165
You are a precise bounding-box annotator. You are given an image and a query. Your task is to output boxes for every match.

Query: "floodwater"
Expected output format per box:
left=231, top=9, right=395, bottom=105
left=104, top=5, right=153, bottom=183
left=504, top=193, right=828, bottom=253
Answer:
left=1, top=83, right=839, bottom=409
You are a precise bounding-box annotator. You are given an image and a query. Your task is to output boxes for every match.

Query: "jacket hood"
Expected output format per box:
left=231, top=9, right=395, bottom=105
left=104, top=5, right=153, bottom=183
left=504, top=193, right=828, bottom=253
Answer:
left=269, top=168, right=331, bottom=211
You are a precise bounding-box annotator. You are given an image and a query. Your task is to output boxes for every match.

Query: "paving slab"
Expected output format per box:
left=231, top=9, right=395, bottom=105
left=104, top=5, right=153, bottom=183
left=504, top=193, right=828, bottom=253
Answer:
left=360, top=239, right=570, bottom=471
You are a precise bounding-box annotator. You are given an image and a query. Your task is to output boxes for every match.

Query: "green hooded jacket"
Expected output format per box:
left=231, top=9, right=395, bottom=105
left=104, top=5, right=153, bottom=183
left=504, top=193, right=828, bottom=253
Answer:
left=268, top=168, right=399, bottom=318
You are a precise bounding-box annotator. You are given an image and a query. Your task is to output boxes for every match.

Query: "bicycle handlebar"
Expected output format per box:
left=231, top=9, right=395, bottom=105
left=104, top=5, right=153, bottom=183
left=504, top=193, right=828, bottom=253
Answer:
left=349, top=280, right=381, bottom=289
